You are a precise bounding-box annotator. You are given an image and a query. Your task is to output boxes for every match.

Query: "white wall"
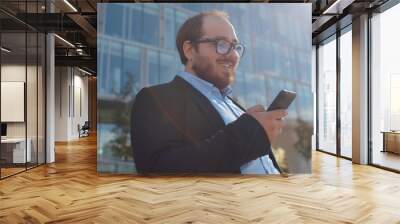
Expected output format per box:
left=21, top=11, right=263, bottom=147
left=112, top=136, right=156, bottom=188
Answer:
left=1, top=63, right=46, bottom=164
left=55, top=67, right=89, bottom=141
left=1, top=65, right=26, bottom=132
left=1, top=82, right=25, bottom=122
left=55, top=67, right=69, bottom=141
left=1, top=65, right=39, bottom=137
left=1, top=65, right=26, bottom=81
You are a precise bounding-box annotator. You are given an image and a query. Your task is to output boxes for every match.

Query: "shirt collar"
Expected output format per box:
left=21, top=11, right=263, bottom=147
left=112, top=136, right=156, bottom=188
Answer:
left=177, top=71, right=232, bottom=98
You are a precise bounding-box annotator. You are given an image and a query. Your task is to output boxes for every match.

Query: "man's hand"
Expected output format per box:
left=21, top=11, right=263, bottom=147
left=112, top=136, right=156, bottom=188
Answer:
left=246, top=105, right=288, bottom=144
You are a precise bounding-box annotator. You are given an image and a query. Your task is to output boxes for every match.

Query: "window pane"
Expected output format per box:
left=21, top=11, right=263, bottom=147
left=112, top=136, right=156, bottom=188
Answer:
left=108, top=42, right=123, bottom=94
left=159, top=52, right=177, bottom=84
left=148, top=50, right=159, bottom=86
left=371, top=4, right=400, bottom=171
left=1, top=31, right=27, bottom=177
left=128, top=4, right=142, bottom=42
left=143, top=4, right=160, bottom=46
left=104, top=4, right=124, bottom=38
left=98, top=38, right=106, bottom=94
left=318, top=36, right=337, bottom=154
left=122, top=45, right=141, bottom=96
left=164, top=8, right=176, bottom=50
left=340, top=28, right=352, bottom=158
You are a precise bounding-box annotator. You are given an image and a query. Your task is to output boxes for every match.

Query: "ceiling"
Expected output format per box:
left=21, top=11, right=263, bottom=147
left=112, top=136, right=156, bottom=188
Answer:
left=0, top=0, right=393, bottom=75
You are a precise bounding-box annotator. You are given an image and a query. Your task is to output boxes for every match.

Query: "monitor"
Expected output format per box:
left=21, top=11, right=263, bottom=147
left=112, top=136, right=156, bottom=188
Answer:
left=1, top=123, right=7, bottom=137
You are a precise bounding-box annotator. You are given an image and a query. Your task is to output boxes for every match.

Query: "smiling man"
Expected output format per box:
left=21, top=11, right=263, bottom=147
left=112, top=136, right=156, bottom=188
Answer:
left=131, top=11, right=288, bottom=174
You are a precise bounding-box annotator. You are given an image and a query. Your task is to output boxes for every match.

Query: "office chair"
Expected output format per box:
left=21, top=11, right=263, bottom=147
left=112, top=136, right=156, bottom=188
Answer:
left=79, top=121, right=90, bottom=138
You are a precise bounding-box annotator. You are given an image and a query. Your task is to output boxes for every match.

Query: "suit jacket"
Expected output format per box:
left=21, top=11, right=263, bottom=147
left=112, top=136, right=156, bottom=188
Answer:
left=130, top=76, right=281, bottom=174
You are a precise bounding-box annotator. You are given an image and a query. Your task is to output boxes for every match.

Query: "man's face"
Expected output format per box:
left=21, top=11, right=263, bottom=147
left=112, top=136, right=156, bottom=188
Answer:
left=189, top=16, right=240, bottom=90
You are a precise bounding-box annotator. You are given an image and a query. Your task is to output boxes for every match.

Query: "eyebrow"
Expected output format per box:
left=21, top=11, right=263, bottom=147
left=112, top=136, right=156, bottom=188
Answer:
left=211, top=36, right=239, bottom=43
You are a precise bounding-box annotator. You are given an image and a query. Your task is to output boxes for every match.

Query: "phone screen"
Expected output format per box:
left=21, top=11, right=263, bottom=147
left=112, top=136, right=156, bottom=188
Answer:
left=267, top=90, right=296, bottom=111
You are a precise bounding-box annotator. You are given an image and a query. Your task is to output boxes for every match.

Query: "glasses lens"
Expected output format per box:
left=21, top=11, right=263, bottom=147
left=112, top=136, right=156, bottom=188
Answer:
left=234, top=44, right=244, bottom=57
left=215, top=40, right=244, bottom=57
left=216, top=40, right=231, bottom=54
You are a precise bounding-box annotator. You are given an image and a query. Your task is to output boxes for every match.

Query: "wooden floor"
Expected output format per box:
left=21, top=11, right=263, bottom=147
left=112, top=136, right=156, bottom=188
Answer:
left=373, top=150, right=400, bottom=171
left=1, top=135, right=400, bottom=223
left=0, top=167, right=26, bottom=178
left=1, top=163, right=45, bottom=178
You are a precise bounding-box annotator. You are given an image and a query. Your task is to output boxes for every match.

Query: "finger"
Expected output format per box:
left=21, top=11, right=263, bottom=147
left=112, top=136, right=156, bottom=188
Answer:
left=268, top=109, right=288, bottom=119
left=246, top=104, right=265, bottom=113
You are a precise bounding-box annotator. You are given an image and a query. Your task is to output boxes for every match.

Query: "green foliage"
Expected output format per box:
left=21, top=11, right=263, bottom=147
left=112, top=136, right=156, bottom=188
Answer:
left=104, top=72, right=139, bottom=161
left=294, top=118, right=313, bottom=159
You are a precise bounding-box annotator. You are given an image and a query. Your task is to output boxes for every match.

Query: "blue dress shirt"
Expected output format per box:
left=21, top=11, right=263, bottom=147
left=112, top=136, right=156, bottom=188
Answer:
left=177, top=71, right=279, bottom=174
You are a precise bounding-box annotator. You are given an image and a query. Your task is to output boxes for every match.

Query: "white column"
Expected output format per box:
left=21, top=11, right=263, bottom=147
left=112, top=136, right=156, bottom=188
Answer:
left=46, top=32, right=55, bottom=163
left=45, top=1, right=56, bottom=163
left=312, top=45, right=317, bottom=151
left=352, top=14, right=369, bottom=164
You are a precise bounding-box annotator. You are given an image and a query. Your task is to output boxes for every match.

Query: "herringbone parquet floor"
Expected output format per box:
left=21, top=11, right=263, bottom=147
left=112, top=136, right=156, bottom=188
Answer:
left=1, top=134, right=400, bottom=223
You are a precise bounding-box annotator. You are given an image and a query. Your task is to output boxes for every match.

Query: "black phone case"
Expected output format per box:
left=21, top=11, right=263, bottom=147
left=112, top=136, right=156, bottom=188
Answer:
left=267, top=90, right=297, bottom=111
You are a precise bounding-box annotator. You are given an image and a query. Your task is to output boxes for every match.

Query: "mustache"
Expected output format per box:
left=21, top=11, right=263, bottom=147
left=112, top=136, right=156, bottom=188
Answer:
left=216, top=59, right=236, bottom=64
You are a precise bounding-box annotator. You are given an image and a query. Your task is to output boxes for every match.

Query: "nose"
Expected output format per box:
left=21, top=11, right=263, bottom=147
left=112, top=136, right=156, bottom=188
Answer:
left=226, top=48, right=240, bottom=63
left=228, top=48, right=239, bottom=64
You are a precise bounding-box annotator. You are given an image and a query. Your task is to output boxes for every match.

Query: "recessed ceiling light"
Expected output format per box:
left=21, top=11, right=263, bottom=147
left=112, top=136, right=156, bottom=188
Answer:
left=78, top=67, right=92, bottom=76
left=322, top=0, right=354, bottom=15
left=54, top=34, right=75, bottom=48
left=1, top=47, right=11, bottom=53
left=63, top=0, right=78, bottom=12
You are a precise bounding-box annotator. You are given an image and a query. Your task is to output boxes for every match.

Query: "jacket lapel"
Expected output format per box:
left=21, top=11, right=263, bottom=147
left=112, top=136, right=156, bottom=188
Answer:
left=228, top=96, right=246, bottom=112
left=173, top=76, right=225, bottom=130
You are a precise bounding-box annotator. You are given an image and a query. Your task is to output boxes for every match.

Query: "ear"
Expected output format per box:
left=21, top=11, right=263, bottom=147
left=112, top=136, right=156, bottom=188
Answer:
left=183, top=41, right=194, bottom=63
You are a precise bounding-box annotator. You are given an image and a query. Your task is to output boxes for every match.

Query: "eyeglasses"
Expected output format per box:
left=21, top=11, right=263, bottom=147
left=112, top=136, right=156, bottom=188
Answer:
left=191, top=38, right=245, bottom=58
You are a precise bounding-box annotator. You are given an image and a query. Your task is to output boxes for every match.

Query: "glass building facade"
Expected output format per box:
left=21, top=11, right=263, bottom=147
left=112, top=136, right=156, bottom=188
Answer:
left=98, top=3, right=313, bottom=174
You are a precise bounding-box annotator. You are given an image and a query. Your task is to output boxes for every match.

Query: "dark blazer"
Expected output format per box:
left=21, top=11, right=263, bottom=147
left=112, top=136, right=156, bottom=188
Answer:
left=130, top=76, right=281, bottom=174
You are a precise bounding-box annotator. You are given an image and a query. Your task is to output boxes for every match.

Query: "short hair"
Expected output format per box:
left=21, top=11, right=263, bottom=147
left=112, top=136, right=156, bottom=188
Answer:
left=176, top=10, right=229, bottom=65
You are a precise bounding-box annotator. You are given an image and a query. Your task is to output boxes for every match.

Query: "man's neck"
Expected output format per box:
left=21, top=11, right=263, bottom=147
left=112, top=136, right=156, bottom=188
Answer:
left=184, top=67, right=223, bottom=90
left=182, top=68, right=231, bottom=97
left=184, top=67, right=197, bottom=77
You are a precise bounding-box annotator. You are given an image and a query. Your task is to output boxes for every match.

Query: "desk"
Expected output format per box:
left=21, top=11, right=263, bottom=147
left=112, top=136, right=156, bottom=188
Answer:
left=382, top=131, right=400, bottom=154
left=1, top=138, right=31, bottom=163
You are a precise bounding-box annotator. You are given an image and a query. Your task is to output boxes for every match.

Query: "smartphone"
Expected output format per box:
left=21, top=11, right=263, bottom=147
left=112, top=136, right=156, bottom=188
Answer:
left=267, top=89, right=297, bottom=111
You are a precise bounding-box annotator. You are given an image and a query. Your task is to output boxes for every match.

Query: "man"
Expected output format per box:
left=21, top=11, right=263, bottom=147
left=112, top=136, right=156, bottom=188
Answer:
left=131, top=11, right=287, bottom=174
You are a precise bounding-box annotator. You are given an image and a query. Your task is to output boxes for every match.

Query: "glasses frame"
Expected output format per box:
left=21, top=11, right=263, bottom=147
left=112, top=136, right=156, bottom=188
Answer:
left=191, top=38, right=245, bottom=58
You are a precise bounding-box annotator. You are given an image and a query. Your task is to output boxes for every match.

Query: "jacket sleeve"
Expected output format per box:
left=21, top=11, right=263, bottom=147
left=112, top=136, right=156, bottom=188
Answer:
left=131, top=87, right=272, bottom=173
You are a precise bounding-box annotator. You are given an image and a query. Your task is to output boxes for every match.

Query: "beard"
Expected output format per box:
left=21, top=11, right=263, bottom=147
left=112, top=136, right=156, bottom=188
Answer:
left=191, top=55, right=236, bottom=90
